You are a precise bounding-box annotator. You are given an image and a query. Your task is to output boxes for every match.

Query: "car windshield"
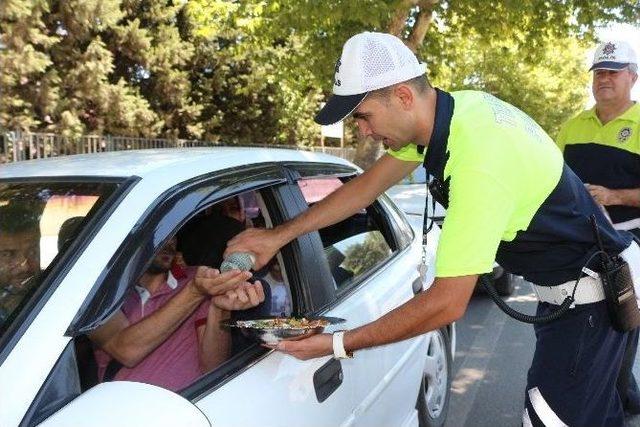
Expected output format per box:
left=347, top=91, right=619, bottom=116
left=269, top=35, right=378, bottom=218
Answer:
left=399, top=166, right=427, bottom=185
left=0, top=180, right=119, bottom=337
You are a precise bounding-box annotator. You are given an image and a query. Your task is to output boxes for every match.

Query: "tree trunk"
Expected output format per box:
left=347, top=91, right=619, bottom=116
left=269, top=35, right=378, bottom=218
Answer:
left=388, top=0, right=419, bottom=36
left=352, top=136, right=384, bottom=170
left=406, top=0, right=438, bottom=52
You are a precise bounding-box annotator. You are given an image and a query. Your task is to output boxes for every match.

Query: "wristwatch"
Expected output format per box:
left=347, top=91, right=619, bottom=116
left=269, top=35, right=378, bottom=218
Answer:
left=332, top=330, right=354, bottom=359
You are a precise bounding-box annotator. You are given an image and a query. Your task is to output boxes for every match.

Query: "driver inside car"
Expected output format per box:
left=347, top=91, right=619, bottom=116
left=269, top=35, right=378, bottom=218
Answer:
left=89, top=236, right=265, bottom=391
left=0, top=202, right=41, bottom=327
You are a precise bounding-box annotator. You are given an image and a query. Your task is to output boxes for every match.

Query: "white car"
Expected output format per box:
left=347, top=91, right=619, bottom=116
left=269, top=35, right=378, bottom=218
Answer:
left=0, top=148, right=454, bottom=427
left=387, top=166, right=515, bottom=296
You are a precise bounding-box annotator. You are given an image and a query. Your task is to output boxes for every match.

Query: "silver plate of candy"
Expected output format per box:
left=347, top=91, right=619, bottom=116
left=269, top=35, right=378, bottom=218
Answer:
left=221, top=316, right=346, bottom=345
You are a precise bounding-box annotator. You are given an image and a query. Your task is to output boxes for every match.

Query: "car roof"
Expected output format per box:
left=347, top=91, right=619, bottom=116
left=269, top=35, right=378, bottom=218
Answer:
left=0, top=147, right=355, bottom=179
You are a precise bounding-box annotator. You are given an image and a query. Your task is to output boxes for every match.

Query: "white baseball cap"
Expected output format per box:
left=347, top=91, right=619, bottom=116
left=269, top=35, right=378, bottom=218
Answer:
left=315, top=32, right=427, bottom=125
left=590, top=40, right=637, bottom=71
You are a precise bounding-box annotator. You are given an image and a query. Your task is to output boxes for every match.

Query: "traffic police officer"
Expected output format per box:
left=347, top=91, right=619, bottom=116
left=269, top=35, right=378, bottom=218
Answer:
left=226, top=32, right=638, bottom=426
left=557, top=40, right=640, bottom=416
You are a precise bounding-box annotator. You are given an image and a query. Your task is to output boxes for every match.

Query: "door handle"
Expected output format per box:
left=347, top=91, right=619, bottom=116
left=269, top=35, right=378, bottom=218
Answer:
left=412, top=276, right=423, bottom=295
left=313, top=358, right=344, bottom=403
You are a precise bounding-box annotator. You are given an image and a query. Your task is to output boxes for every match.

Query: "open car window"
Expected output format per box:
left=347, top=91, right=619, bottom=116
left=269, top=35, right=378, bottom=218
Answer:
left=0, top=181, right=118, bottom=338
left=78, top=187, right=293, bottom=395
left=176, top=191, right=292, bottom=318
left=297, top=177, right=396, bottom=292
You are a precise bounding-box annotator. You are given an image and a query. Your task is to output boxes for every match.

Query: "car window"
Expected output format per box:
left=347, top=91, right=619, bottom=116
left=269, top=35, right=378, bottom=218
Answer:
left=176, top=191, right=292, bottom=317
left=81, top=187, right=292, bottom=395
left=378, top=194, right=414, bottom=250
left=297, top=177, right=395, bottom=291
left=0, top=181, right=118, bottom=338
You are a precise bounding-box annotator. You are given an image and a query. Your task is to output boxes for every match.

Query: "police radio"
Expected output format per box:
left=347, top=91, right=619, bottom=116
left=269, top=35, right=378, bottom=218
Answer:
left=590, top=216, right=640, bottom=332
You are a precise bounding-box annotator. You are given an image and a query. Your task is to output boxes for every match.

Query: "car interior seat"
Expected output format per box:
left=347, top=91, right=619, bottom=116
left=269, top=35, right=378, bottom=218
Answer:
left=57, top=216, right=85, bottom=253
left=324, top=245, right=353, bottom=288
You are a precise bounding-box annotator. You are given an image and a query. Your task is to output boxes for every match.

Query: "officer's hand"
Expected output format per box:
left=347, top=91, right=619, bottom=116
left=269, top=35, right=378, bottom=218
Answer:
left=586, top=184, right=620, bottom=206
left=225, top=227, right=286, bottom=270
left=267, top=333, right=334, bottom=360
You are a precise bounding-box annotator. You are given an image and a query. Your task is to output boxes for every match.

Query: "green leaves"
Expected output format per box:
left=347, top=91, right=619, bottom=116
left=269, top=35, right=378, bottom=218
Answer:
left=0, top=0, right=637, bottom=144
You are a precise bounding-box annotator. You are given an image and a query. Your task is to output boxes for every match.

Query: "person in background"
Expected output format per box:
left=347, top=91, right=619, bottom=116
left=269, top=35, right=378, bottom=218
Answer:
left=556, top=40, right=640, bottom=416
left=256, top=259, right=291, bottom=316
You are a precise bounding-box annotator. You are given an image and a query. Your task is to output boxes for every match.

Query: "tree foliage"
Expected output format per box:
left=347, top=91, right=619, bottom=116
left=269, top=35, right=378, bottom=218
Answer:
left=342, top=231, right=392, bottom=277
left=1, top=0, right=58, bottom=131
left=1, top=0, right=638, bottom=143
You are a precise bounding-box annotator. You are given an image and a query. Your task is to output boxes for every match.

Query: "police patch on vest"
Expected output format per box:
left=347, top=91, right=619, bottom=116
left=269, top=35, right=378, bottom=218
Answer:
left=618, top=127, right=632, bottom=143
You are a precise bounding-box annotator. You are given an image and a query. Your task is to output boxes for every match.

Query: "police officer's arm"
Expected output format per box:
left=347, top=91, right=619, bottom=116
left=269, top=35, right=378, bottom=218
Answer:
left=345, top=275, right=477, bottom=348
left=586, top=184, right=640, bottom=208
left=273, top=274, right=477, bottom=360
left=274, top=167, right=513, bottom=360
left=225, top=154, right=421, bottom=269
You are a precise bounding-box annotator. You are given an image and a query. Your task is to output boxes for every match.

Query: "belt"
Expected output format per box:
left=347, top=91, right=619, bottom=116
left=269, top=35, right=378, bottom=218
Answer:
left=531, top=275, right=605, bottom=306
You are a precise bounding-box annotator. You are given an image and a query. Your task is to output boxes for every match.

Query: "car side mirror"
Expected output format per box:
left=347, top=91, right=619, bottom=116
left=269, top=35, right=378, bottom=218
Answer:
left=38, top=381, right=210, bottom=427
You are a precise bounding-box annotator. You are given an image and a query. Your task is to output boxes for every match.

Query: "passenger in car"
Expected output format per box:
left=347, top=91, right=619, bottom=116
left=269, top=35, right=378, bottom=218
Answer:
left=255, top=258, right=291, bottom=316
left=220, top=196, right=253, bottom=228
left=89, top=236, right=265, bottom=391
left=178, top=205, right=284, bottom=330
left=0, top=203, right=41, bottom=327
left=56, top=216, right=85, bottom=253
left=178, top=209, right=245, bottom=269
left=323, top=246, right=353, bottom=288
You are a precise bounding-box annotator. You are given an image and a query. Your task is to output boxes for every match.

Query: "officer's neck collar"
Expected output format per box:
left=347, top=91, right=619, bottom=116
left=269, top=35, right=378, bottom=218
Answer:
left=421, top=88, right=454, bottom=181
left=592, top=100, right=639, bottom=125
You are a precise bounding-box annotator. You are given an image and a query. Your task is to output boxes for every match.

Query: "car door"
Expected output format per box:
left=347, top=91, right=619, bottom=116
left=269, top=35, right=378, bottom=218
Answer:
left=286, top=169, right=428, bottom=427
left=192, top=166, right=360, bottom=427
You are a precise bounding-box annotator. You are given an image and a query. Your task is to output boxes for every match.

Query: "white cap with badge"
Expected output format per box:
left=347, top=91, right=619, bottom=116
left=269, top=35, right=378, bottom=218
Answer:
left=315, top=32, right=427, bottom=126
left=590, top=40, right=638, bottom=72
